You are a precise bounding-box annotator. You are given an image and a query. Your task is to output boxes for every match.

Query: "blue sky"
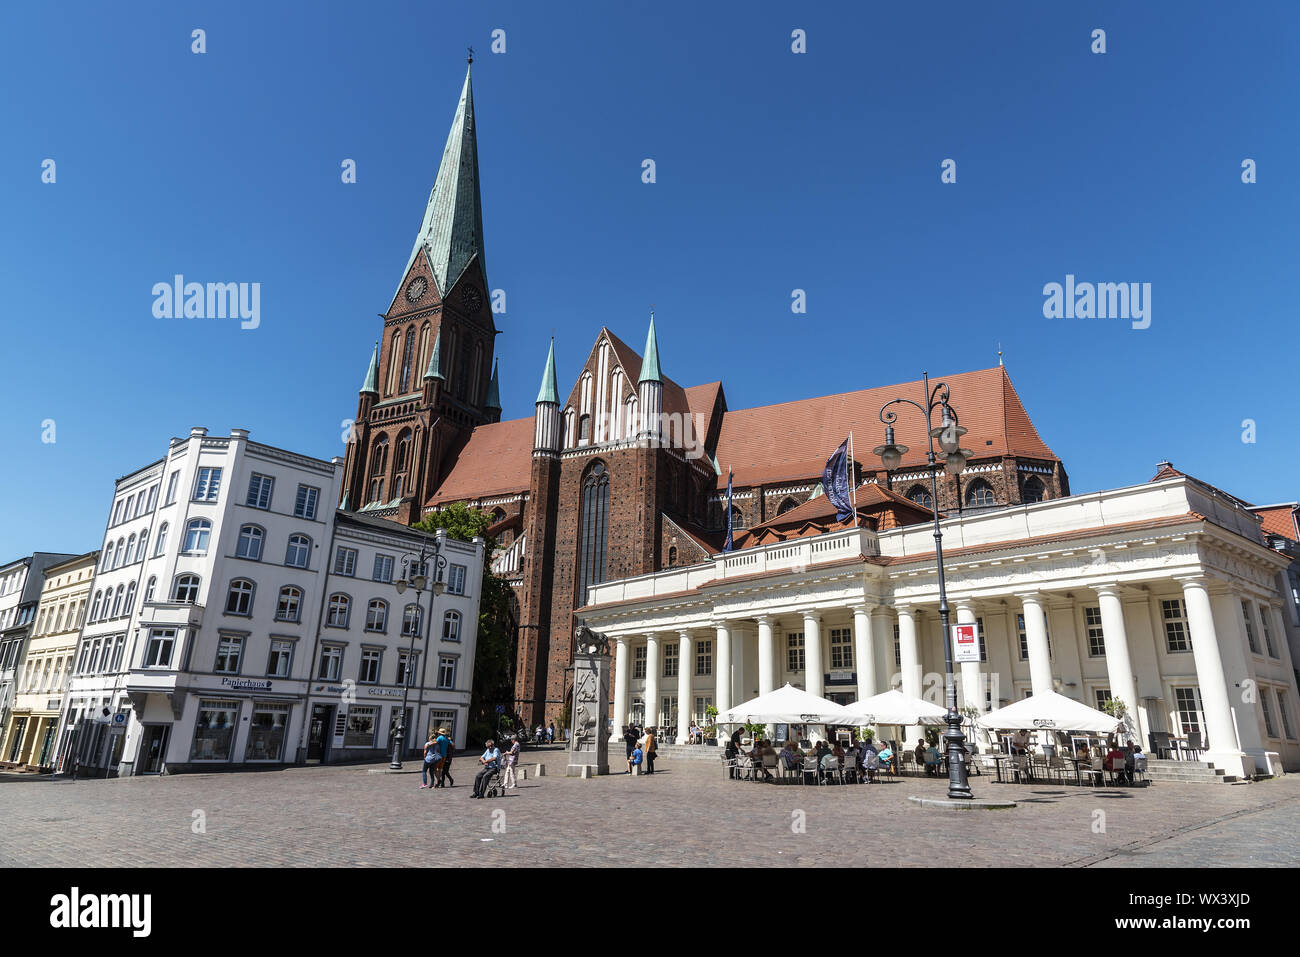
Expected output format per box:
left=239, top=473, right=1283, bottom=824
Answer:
left=2, top=1, right=1297, bottom=558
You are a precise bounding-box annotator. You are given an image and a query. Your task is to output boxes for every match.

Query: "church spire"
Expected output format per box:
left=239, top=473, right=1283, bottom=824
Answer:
left=485, top=359, right=501, bottom=410
left=397, top=62, right=486, bottom=302
left=639, top=310, right=663, bottom=384
left=360, top=343, right=379, bottom=394
left=423, top=330, right=444, bottom=380
left=536, top=338, right=559, bottom=405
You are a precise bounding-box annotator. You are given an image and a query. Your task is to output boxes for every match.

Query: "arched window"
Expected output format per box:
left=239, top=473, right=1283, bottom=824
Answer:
left=965, top=479, right=996, bottom=508
left=402, top=604, right=423, bottom=637
left=326, top=593, right=351, bottom=628
left=368, top=436, right=389, bottom=503
left=276, top=586, right=302, bottom=622
left=89, top=590, right=103, bottom=622
left=155, top=522, right=169, bottom=556
left=579, top=414, right=591, bottom=444
left=123, top=581, right=137, bottom=615
left=125, top=533, right=137, bottom=564
left=625, top=396, right=638, bottom=438
left=111, top=584, right=125, bottom=618
left=144, top=577, right=157, bottom=604
left=365, top=599, right=388, bottom=632
left=776, top=496, right=799, bottom=516
left=729, top=505, right=746, bottom=531
left=114, top=537, right=126, bottom=568
left=285, top=534, right=311, bottom=568
left=472, top=341, right=483, bottom=405
left=563, top=408, right=575, bottom=448
left=577, top=461, right=610, bottom=606
left=393, top=431, right=412, bottom=499
left=137, top=530, right=148, bottom=559
left=102, top=543, right=114, bottom=571
left=399, top=325, right=416, bottom=394
left=172, top=574, right=201, bottom=604
left=443, top=610, right=461, bottom=642
left=236, top=525, right=264, bottom=560
left=385, top=330, right=401, bottom=396
left=183, top=519, right=212, bottom=555
left=491, top=507, right=506, bottom=525
left=668, top=546, right=678, bottom=567
left=417, top=323, right=430, bottom=384
left=1021, top=476, right=1046, bottom=504
left=225, top=579, right=255, bottom=615
left=905, top=485, right=934, bottom=509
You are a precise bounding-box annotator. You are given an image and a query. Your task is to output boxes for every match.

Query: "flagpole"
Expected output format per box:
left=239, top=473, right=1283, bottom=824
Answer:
left=849, top=431, right=858, bottom=527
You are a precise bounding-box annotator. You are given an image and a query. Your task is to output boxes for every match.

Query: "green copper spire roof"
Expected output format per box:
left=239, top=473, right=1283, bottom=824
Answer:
left=638, top=313, right=663, bottom=384
left=536, top=339, right=558, bottom=405
left=360, top=343, right=379, bottom=394
left=485, top=359, right=501, bottom=409
left=394, top=64, right=487, bottom=304
left=423, top=330, right=444, bottom=380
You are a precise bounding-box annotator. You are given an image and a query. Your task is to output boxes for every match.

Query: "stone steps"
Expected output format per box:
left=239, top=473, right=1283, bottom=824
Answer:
left=1143, top=758, right=1236, bottom=784
left=635, top=743, right=721, bottom=762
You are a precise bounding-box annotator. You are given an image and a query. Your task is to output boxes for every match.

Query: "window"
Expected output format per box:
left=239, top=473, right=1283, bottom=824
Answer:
left=975, top=616, right=987, bottom=662
left=1084, top=607, right=1105, bottom=657
left=111, top=584, right=124, bottom=618
left=124, top=581, right=136, bottom=615
left=1261, top=607, right=1279, bottom=658
left=776, top=496, right=800, bottom=516
left=894, top=623, right=901, bottom=667
left=1260, top=690, right=1279, bottom=739
left=144, top=628, right=177, bottom=668
left=285, top=534, right=311, bottom=568
left=344, top=706, right=377, bottom=747
left=695, top=639, right=712, bottom=677
left=245, top=704, right=290, bottom=761
left=437, top=656, right=456, bottom=689
left=787, top=633, right=805, bottom=672
left=633, top=646, right=646, bottom=679
left=667, top=546, right=678, bottom=567
left=101, top=543, right=114, bottom=571
left=830, top=627, right=853, bottom=669
left=183, top=519, right=212, bottom=554
left=1094, top=688, right=1111, bottom=711
left=76, top=640, right=92, bottom=674
left=1242, top=601, right=1260, bottom=654
left=164, top=470, right=180, bottom=505
left=137, top=530, right=148, bottom=559
left=663, top=641, right=678, bottom=678
left=1021, top=476, right=1046, bottom=503
left=114, top=537, right=126, bottom=568
left=155, top=522, right=168, bottom=556
left=190, top=700, right=239, bottom=761
left=1277, top=690, right=1296, bottom=740
left=399, top=326, right=416, bottom=394
left=110, top=635, right=126, bottom=672
left=447, top=563, right=467, bottom=595
left=729, top=506, right=746, bottom=531
left=442, top=610, right=461, bottom=642
left=359, top=648, right=381, bottom=683
left=194, top=467, right=223, bottom=502
left=402, top=604, right=422, bottom=637
left=146, top=484, right=158, bottom=512
left=372, top=554, right=394, bottom=582
left=318, top=645, right=342, bottom=681
left=111, top=500, right=123, bottom=526
left=294, top=485, right=320, bottom=520
left=577, top=462, right=610, bottom=606
left=246, top=473, right=274, bottom=509
left=225, top=579, right=254, bottom=616
left=365, top=599, right=388, bottom=632
left=905, top=485, right=933, bottom=509
left=125, top=533, right=136, bottom=564
left=124, top=494, right=135, bottom=518
left=1162, top=599, right=1191, bottom=652
left=172, top=574, right=201, bottom=604
left=214, top=635, right=244, bottom=674
left=267, top=640, right=294, bottom=677
left=334, top=547, right=358, bottom=576
left=1015, top=613, right=1053, bottom=659
left=144, top=577, right=156, bottom=603
left=236, top=525, right=264, bottom=560
left=327, top=594, right=351, bottom=628
left=89, top=591, right=103, bottom=622
left=1174, top=687, right=1203, bottom=738
left=965, top=480, right=996, bottom=508
left=275, top=586, right=302, bottom=622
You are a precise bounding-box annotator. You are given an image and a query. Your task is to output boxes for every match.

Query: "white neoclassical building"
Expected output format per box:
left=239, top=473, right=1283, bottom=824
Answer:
left=580, top=472, right=1300, bottom=779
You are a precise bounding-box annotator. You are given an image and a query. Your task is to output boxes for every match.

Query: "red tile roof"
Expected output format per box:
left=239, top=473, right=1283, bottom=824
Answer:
left=428, top=416, right=534, bottom=504
left=1253, top=504, right=1300, bottom=542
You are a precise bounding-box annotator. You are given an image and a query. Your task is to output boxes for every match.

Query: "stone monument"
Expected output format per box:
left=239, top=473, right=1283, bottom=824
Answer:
left=566, top=623, right=611, bottom=777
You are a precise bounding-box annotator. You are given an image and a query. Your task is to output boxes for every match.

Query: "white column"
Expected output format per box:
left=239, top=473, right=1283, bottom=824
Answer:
left=756, top=615, right=775, bottom=696
left=676, top=631, right=693, bottom=744
left=802, top=610, right=824, bottom=698
left=714, top=621, right=732, bottom=714
left=644, top=634, right=660, bottom=728
left=1018, top=592, right=1053, bottom=695
left=853, top=604, right=876, bottom=699
left=869, top=606, right=892, bottom=697
left=1095, top=584, right=1139, bottom=741
left=1179, top=577, right=1246, bottom=777
left=955, top=599, right=984, bottom=714
left=611, top=637, right=629, bottom=742
left=897, top=605, right=923, bottom=742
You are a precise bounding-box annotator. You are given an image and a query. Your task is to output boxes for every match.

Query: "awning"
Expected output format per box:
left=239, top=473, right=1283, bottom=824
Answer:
left=715, top=683, right=854, bottom=725
left=841, top=689, right=948, bottom=727
left=978, top=690, right=1121, bottom=734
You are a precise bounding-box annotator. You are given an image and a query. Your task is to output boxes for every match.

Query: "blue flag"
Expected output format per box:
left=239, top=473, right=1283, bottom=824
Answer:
left=723, top=468, right=734, bottom=551
left=823, top=439, right=853, bottom=522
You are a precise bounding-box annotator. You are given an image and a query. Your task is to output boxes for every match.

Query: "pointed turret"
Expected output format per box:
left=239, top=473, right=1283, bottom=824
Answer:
left=639, top=313, right=663, bottom=384
left=485, top=359, right=501, bottom=410
left=637, top=313, right=663, bottom=439
left=423, top=331, right=444, bottom=381
left=536, top=338, right=559, bottom=405
left=396, top=63, right=487, bottom=303
left=534, top=339, right=561, bottom=454
left=360, top=343, right=379, bottom=395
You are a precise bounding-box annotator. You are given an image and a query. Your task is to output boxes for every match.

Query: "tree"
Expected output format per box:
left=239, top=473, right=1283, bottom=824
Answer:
left=415, top=504, right=517, bottom=744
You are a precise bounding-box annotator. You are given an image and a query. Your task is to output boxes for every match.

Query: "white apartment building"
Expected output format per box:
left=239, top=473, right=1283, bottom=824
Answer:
left=581, top=473, right=1300, bottom=780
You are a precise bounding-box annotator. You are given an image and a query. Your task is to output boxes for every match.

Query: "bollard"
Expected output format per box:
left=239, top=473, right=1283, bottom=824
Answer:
left=579, top=765, right=593, bottom=779
left=535, top=764, right=546, bottom=777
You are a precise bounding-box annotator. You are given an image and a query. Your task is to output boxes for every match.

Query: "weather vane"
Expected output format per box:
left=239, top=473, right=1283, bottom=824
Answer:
left=467, top=46, right=474, bottom=64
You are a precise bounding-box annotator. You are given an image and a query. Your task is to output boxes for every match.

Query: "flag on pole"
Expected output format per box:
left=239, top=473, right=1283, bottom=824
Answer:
left=723, top=467, right=734, bottom=552
left=823, top=438, right=854, bottom=522
left=849, top=431, right=859, bottom=528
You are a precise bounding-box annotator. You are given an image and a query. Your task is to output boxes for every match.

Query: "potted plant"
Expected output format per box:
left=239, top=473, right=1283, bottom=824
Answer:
left=703, top=705, right=719, bottom=745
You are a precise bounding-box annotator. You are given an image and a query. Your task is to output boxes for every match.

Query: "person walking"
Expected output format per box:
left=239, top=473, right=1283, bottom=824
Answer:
left=419, top=732, right=441, bottom=789
left=643, top=727, right=658, bottom=775
left=547, top=721, right=555, bottom=744
left=434, top=726, right=454, bottom=788
left=472, top=739, right=501, bottom=798
left=502, top=735, right=521, bottom=789
left=623, top=724, right=638, bottom=765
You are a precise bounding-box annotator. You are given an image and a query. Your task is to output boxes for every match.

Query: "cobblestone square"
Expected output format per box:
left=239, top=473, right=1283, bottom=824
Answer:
left=3, top=749, right=1297, bottom=868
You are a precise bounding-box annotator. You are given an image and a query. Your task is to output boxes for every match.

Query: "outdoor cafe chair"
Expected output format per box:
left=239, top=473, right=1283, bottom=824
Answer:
left=800, top=756, right=820, bottom=785
left=721, top=753, right=740, bottom=781
left=819, top=756, right=839, bottom=785
left=840, top=753, right=858, bottom=784
left=1148, top=731, right=1175, bottom=760
left=901, top=752, right=916, bottom=776
left=1183, top=732, right=1204, bottom=761
left=863, top=754, right=880, bottom=783
left=1048, top=754, right=1075, bottom=785
left=761, top=752, right=779, bottom=782
left=1081, top=756, right=1105, bottom=787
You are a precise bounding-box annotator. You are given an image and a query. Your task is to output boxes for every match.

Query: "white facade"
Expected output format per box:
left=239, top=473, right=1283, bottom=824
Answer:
left=582, top=476, right=1300, bottom=779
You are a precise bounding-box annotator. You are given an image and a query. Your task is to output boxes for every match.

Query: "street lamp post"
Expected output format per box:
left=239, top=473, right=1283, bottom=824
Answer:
left=391, top=530, right=447, bottom=770
left=874, top=372, right=975, bottom=800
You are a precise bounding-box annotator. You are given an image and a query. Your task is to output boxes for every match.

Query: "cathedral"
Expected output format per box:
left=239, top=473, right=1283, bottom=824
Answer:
left=340, top=61, right=1071, bottom=724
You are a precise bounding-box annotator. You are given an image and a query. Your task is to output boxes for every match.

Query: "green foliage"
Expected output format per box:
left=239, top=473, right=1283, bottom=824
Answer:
left=1099, top=697, right=1128, bottom=719
left=742, top=721, right=768, bottom=740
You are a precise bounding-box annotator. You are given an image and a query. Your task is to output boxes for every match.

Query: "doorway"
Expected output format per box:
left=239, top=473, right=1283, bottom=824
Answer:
left=139, top=725, right=169, bottom=774
left=7, top=717, right=27, bottom=762
left=307, top=704, right=333, bottom=762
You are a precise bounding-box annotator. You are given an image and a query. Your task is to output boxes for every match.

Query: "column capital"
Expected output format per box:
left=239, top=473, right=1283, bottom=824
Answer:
left=753, top=614, right=775, bottom=626
left=1093, top=581, right=1124, bottom=599
left=1174, top=574, right=1209, bottom=589
left=849, top=602, right=871, bottom=614
left=1014, top=590, right=1043, bottom=605
left=953, top=596, right=978, bottom=612
left=798, top=608, right=822, bottom=623
left=677, top=629, right=693, bottom=641
left=711, top=618, right=732, bottom=632
left=644, top=632, right=660, bottom=643
left=894, top=602, right=916, bottom=617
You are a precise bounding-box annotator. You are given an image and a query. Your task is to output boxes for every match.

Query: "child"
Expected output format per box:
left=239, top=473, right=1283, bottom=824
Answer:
left=629, top=743, right=644, bottom=775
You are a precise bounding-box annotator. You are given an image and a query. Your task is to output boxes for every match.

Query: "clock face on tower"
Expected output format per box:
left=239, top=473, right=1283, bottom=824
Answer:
left=405, top=276, right=427, bottom=303
left=459, top=284, right=483, bottom=313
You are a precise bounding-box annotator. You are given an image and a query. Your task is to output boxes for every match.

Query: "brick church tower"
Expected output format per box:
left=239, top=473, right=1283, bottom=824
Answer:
left=340, top=58, right=501, bottom=524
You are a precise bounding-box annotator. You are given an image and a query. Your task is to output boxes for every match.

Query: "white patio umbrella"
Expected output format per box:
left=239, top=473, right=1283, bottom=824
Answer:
left=977, top=690, right=1120, bottom=734
left=841, top=689, right=948, bottom=727
left=714, top=683, right=855, bottom=726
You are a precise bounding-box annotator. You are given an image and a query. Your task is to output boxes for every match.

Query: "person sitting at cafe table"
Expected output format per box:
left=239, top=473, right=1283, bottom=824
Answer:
left=1074, top=741, right=1090, bottom=762
left=914, top=739, right=928, bottom=766
left=1105, top=744, right=1130, bottom=784
left=779, top=741, right=800, bottom=772
left=923, top=741, right=943, bottom=776
left=1009, top=729, right=1030, bottom=754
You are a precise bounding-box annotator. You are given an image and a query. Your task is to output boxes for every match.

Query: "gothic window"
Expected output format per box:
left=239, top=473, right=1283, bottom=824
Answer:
left=472, top=341, right=483, bottom=404
left=393, top=431, right=412, bottom=500
left=776, top=496, right=799, bottom=516
left=1021, top=476, right=1046, bottom=503
left=729, top=505, right=746, bottom=530
left=577, top=462, right=611, bottom=607
left=906, top=485, right=934, bottom=509
left=386, top=331, right=400, bottom=396
left=369, top=436, right=389, bottom=503
left=579, top=415, right=591, bottom=444
left=418, top=323, right=430, bottom=383
left=399, top=326, right=416, bottom=394
left=965, top=479, right=996, bottom=508
left=668, top=546, right=678, bottom=567
left=625, top=396, right=638, bottom=438
left=456, top=334, right=469, bottom=400
left=563, top=408, right=575, bottom=448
